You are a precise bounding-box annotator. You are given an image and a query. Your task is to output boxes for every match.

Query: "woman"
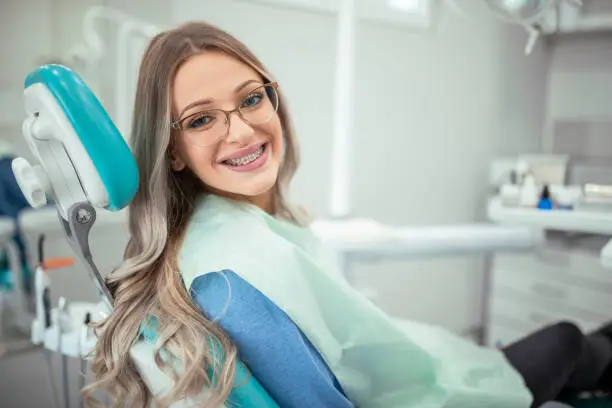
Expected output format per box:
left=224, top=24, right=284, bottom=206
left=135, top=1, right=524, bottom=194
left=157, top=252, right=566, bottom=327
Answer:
left=86, top=22, right=612, bottom=408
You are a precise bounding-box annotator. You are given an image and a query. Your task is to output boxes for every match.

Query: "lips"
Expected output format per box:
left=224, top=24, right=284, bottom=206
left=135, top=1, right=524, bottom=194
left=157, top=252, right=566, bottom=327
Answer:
left=219, top=142, right=269, bottom=173
left=217, top=142, right=266, bottom=163
left=223, top=144, right=265, bottom=167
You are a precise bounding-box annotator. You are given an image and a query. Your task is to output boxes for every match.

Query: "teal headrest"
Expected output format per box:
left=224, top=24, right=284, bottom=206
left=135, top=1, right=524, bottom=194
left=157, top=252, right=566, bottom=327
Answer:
left=24, top=65, right=138, bottom=211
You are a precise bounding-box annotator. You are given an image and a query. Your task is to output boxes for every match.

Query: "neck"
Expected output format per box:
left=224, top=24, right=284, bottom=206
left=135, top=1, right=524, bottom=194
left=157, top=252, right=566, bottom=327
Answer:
left=213, top=188, right=275, bottom=215
left=249, top=191, right=275, bottom=214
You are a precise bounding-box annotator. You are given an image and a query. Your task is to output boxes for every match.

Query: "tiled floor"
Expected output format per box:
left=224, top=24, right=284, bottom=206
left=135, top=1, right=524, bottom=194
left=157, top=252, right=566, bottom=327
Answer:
left=1, top=350, right=76, bottom=407
left=0, top=333, right=88, bottom=408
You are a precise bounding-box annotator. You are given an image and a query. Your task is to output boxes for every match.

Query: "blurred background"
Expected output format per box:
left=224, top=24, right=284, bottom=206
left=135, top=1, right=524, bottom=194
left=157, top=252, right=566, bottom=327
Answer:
left=1, top=0, right=612, bottom=406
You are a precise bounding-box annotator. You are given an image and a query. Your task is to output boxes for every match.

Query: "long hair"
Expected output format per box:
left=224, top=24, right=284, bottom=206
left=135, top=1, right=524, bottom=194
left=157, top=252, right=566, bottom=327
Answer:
left=84, top=21, right=303, bottom=407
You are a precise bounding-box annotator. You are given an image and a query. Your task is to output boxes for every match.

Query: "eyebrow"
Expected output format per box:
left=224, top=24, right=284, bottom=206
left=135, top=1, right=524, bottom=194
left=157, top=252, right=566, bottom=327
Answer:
left=177, top=79, right=262, bottom=119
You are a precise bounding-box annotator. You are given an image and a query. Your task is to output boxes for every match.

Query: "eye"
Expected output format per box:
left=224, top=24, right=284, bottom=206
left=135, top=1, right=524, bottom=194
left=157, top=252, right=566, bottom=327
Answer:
left=187, top=113, right=216, bottom=129
left=241, top=92, right=264, bottom=109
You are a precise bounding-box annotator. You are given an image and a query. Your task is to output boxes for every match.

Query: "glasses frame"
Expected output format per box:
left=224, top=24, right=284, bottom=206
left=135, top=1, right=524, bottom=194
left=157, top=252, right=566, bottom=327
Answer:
left=170, top=82, right=280, bottom=146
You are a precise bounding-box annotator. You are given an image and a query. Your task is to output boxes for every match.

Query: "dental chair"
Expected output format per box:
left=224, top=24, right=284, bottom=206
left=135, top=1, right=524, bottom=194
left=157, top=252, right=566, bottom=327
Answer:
left=8, top=64, right=598, bottom=408
left=11, top=64, right=276, bottom=408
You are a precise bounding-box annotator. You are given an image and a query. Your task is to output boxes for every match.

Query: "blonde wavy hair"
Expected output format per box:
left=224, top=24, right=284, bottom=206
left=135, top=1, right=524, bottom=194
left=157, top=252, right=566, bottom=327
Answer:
left=84, top=21, right=303, bottom=407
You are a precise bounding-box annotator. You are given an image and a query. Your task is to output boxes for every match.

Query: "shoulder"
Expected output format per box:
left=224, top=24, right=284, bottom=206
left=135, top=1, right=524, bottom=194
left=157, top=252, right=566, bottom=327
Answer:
left=189, top=270, right=299, bottom=351
left=189, top=270, right=263, bottom=321
left=178, top=195, right=270, bottom=290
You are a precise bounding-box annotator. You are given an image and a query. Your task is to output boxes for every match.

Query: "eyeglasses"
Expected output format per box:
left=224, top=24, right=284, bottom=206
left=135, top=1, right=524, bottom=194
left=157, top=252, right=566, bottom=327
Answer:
left=170, top=82, right=280, bottom=147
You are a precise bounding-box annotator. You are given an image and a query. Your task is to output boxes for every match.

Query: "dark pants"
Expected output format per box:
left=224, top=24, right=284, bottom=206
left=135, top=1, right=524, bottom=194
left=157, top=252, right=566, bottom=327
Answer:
left=502, top=322, right=612, bottom=407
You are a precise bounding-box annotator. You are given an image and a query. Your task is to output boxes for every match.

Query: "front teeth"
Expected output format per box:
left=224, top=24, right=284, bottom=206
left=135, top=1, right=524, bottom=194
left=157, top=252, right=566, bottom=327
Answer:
left=225, top=145, right=264, bottom=166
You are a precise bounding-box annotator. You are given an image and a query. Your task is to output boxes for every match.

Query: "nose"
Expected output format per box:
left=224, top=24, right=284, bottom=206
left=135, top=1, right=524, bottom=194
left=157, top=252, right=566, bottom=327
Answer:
left=225, top=111, right=255, bottom=145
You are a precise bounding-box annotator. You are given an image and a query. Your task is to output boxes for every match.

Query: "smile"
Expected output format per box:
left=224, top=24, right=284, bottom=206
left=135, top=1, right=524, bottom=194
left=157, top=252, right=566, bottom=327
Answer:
left=224, top=144, right=265, bottom=166
left=219, top=142, right=269, bottom=172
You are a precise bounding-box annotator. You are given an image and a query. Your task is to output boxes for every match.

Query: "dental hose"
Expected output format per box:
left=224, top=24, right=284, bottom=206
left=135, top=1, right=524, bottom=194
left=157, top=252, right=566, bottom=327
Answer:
left=79, top=312, right=91, bottom=408
left=38, top=234, right=60, bottom=408
left=58, top=296, right=70, bottom=408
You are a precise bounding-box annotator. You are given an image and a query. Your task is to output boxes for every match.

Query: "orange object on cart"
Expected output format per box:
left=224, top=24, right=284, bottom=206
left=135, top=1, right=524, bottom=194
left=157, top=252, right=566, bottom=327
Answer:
left=42, top=257, right=75, bottom=270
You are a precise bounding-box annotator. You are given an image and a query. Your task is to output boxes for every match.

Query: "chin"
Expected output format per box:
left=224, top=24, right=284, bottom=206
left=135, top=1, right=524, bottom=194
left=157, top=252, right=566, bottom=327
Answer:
left=207, top=164, right=281, bottom=201
left=233, top=170, right=279, bottom=197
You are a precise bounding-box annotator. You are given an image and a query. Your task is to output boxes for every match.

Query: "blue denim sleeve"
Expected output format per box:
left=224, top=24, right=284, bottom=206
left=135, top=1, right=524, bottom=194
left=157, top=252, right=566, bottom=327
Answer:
left=189, top=270, right=354, bottom=408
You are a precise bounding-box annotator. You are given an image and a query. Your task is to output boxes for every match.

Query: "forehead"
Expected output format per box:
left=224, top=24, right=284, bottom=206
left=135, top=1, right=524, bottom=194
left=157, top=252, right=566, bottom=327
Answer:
left=172, top=51, right=262, bottom=110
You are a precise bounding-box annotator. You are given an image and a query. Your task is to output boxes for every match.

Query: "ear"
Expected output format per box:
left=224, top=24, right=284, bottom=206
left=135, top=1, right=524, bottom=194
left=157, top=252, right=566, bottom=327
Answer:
left=171, top=156, right=186, bottom=172
left=170, top=148, right=186, bottom=172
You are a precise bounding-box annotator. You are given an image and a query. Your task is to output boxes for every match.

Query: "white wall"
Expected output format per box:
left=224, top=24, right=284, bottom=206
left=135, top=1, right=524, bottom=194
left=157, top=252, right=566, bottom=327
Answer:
left=542, top=32, right=612, bottom=192
left=351, top=8, right=549, bottom=334
left=544, top=0, right=612, bottom=129
left=544, top=33, right=612, bottom=153
left=0, top=0, right=55, bottom=159
left=172, top=1, right=550, bottom=334
left=547, top=35, right=612, bottom=120
left=0, top=0, right=172, bottom=156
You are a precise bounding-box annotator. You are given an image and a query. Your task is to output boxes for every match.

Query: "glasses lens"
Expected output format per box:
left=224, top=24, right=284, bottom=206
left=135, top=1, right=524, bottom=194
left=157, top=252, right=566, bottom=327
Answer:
left=181, top=110, right=227, bottom=146
left=239, top=84, right=279, bottom=125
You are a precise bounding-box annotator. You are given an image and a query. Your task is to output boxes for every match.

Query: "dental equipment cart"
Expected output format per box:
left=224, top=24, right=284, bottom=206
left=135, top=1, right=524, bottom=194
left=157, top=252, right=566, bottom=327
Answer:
left=487, top=197, right=612, bottom=349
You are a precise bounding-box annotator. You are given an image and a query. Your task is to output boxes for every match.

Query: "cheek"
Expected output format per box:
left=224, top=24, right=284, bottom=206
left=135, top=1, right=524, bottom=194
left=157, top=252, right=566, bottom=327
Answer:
left=180, top=142, right=219, bottom=181
left=267, top=118, right=284, bottom=153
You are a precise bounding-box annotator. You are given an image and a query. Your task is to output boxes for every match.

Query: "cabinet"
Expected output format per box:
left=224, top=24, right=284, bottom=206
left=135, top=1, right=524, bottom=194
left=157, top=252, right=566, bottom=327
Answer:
left=486, top=245, right=612, bottom=347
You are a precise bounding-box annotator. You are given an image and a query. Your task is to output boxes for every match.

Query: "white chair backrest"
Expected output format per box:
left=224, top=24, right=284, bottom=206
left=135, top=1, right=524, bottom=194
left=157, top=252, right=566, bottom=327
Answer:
left=130, top=342, right=229, bottom=408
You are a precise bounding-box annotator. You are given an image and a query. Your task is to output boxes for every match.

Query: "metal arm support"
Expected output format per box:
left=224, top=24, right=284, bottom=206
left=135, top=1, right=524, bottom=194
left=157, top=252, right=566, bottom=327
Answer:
left=58, top=203, right=113, bottom=310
